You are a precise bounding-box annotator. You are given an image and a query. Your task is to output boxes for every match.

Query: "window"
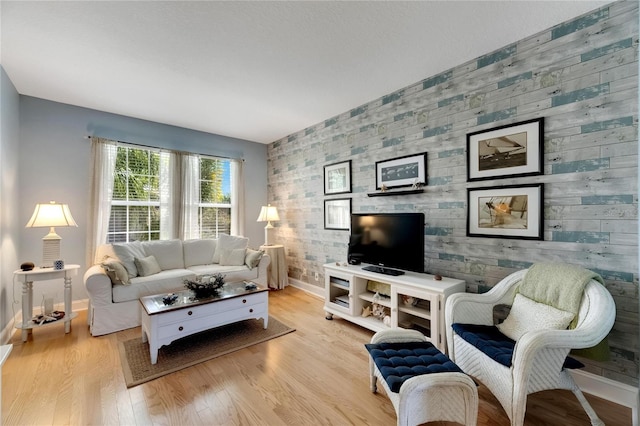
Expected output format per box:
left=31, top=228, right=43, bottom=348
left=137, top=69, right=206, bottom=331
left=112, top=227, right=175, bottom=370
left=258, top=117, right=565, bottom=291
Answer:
left=107, top=146, right=163, bottom=242
left=105, top=145, right=234, bottom=243
left=199, top=157, right=232, bottom=238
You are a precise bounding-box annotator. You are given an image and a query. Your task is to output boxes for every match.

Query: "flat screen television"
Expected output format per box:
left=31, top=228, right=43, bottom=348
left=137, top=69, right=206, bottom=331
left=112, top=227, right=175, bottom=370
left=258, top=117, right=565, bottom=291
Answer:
left=348, top=212, right=425, bottom=274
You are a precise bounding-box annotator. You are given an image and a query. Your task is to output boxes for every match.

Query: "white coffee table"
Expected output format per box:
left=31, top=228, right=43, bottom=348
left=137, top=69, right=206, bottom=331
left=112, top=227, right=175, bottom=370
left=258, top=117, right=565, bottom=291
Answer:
left=140, top=281, right=269, bottom=364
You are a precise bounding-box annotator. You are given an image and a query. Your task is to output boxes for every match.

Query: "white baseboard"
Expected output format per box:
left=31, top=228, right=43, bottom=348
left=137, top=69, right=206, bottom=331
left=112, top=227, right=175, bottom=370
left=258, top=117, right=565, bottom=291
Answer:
left=287, top=278, right=323, bottom=299
left=570, top=369, right=639, bottom=426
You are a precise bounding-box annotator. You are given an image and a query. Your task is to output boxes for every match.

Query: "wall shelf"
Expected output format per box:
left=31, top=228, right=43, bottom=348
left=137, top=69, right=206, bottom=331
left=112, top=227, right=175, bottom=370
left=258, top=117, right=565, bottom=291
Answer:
left=367, top=189, right=424, bottom=197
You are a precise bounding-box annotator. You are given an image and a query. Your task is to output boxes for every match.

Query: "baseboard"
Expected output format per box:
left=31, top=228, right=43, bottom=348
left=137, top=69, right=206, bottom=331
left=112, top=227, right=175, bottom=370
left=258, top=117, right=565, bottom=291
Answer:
left=569, top=369, right=639, bottom=425
left=286, top=278, right=323, bottom=299
left=1, top=299, right=89, bottom=345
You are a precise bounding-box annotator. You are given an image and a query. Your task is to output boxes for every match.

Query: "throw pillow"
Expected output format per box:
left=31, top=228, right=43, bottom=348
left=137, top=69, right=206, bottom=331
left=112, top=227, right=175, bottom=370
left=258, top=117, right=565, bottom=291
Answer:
left=220, top=248, right=247, bottom=266
left=100, top=257, right=130, bottom=285
left=497, top=293, right=575, bottom=341
left=134, top=255, right=162, bottom=277
left=245, top=248, right=264, bottom=270
left=213, top=233, right=249, bottom=263
left=112, top=241, right=146, bottom=278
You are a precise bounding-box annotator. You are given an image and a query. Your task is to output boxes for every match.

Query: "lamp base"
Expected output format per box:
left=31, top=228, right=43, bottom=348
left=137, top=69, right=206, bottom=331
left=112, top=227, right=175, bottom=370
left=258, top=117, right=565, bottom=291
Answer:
left=42, top=232, right=61, bottom=268
left=264, top=223, right=275, bottom=246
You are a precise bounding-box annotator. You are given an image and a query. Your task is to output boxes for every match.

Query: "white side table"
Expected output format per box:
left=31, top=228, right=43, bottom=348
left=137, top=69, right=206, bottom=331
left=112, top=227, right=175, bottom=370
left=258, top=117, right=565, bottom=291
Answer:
left=13, top=264, right=80, bottom=342
left=260, top=244, right=288, bottom=289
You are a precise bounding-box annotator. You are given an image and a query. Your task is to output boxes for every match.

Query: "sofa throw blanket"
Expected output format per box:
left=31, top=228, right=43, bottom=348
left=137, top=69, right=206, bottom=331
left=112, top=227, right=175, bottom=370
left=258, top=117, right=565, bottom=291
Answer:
left=519, top=262, right=609, bottom=361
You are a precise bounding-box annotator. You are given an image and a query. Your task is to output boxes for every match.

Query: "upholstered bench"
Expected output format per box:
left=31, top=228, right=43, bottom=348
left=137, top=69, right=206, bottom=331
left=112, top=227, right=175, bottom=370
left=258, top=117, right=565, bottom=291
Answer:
left=366, top=329, right=478, bottom=426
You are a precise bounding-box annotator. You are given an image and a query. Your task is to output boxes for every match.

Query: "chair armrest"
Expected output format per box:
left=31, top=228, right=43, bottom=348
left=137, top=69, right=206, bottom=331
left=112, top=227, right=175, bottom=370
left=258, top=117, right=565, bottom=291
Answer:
left=251, top=253, right=271, bottom=288
left=370, top=328, right=428, bottom=344
left=83, top=265, right=114, bottom=307
left=445, top=269, right=527, bottom=326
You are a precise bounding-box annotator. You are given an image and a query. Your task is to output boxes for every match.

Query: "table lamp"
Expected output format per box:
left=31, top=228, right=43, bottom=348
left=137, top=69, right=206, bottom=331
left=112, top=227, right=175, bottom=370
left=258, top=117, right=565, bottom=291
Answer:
left=256, top=204, right=280, bottom=246
left=25, top=201, right=78, bottom=267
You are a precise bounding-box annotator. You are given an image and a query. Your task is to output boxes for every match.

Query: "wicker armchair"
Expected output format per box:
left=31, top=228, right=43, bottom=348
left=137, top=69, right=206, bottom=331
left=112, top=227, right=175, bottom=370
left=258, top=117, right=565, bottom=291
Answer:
left=445, top=269, right=615, bottom=426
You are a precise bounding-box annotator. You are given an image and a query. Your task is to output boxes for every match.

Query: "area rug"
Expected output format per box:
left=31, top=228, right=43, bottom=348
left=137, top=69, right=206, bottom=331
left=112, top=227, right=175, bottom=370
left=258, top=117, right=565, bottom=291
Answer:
left=119, top=316, right=295, bottom=387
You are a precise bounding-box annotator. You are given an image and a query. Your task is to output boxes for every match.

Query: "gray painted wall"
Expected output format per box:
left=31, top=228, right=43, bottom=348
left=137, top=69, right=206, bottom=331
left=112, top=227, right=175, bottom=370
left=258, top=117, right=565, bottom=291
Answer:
left=268, top=1, right=638, bottom=385
left=12, top=96, right=267, bottom=324
left=0, top=66, right=21, bottom=342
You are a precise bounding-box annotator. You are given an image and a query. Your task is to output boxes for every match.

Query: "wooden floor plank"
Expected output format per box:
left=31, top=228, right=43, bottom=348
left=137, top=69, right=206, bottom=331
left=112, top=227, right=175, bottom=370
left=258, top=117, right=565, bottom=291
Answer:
left=1, top=286, right=633, bottom=425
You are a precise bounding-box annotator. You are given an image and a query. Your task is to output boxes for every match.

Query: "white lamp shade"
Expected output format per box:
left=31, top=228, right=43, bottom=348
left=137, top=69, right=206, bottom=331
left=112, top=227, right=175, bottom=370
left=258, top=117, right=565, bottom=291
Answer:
left=256, top=205, right=280, bottom=223
left=26, top=202, right=78, bottom=228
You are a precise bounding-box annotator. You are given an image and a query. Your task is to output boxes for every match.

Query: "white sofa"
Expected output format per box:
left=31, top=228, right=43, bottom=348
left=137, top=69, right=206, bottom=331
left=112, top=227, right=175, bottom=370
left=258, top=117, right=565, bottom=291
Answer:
left=83, top=235, right=271, bottom=336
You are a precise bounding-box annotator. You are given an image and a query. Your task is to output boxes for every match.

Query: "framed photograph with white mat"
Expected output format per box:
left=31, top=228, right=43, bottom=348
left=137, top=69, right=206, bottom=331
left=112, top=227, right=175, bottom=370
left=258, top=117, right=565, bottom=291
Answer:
left=324, top=160, right=352, bottom=195
left=324, top=198, right=351, bottom=230
left=467, top=183, right=544, bottom=240
left=375, top=152, right=427, bottom=189
left=467, top=118, right=543, bottom=182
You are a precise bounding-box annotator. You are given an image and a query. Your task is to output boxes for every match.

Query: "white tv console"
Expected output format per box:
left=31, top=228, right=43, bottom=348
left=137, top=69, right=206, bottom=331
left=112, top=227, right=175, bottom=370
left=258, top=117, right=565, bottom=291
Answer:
left=323, top=263, right=465, bottom=352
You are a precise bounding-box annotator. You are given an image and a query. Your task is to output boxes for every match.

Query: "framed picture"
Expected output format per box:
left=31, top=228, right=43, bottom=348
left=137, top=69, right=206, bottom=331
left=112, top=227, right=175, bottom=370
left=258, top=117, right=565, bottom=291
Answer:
left=375, top=152, right=427, bottom=189
left=324, top=160, right=352, bottom=195
left=467, top=183, right=544, bottom=240
left=324, top=198, right=351, bottom=230
left=467, top=117, right=544, bottom=181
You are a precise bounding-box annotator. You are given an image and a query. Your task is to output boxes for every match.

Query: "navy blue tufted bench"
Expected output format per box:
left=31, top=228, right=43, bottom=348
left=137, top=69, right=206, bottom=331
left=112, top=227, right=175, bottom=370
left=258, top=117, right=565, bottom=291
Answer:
left=366, top=329, right=478, bottom=426
left=365, top=341, right=464, bottom=392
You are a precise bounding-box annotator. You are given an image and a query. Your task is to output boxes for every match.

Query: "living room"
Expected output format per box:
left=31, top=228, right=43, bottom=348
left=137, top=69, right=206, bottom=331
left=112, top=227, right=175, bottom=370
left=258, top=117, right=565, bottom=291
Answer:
left=1, top=1, right=638, bottom=425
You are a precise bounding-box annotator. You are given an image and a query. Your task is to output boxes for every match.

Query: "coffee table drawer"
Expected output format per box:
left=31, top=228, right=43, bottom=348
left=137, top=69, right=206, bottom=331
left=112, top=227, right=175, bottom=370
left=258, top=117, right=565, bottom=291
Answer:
left=157, top=293, right=265, bottom=326
left=157, top=302, right=267, bottom=341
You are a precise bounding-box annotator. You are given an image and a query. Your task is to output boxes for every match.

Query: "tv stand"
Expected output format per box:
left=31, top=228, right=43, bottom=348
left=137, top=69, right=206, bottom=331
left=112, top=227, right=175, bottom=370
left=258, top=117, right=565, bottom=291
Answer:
left=323, top=263, right=465, bottom=352
left=362, top=265, right=404, bottom=276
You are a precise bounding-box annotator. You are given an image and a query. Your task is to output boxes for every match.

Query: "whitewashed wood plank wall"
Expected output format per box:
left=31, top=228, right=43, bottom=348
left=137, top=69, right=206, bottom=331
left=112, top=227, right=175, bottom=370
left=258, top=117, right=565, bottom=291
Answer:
left=267, top=1, right=639, bottom=386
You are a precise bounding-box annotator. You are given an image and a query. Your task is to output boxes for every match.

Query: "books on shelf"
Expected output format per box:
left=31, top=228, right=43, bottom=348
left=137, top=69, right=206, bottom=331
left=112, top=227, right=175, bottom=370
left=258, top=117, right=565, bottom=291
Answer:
left=333, top=295, right=350, bottom=308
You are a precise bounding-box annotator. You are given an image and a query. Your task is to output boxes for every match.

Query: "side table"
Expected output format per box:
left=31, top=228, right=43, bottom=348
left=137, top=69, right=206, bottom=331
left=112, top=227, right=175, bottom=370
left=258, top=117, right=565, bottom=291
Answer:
left=260, top=244, right=288, bottom=289
left=13, top=264, right=80, bottom=342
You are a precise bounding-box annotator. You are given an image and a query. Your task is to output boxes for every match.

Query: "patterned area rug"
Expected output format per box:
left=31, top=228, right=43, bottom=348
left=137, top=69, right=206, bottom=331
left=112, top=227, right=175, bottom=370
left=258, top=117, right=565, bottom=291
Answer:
left=119, top=316, right=295, bottom=387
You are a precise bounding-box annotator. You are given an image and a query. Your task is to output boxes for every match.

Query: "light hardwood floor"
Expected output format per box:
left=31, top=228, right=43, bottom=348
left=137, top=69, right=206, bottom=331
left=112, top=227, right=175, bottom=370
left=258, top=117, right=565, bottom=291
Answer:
left=2, top=286, right=632, bottom=425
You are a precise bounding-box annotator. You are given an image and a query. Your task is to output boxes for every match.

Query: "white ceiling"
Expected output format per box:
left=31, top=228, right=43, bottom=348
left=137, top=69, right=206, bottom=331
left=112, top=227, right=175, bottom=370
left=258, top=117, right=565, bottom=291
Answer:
left=1, top=1, right=610, bottom=144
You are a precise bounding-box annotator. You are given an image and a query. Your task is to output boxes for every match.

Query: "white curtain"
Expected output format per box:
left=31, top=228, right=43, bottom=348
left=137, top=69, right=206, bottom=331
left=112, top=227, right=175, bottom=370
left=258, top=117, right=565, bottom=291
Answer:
left=230, top=158, right=245, bottom=236
left=159, top=151, right=179, bottom=239
left=180, top=153, right=200, bottom=240
left=86, top=137, right=117, bottom=266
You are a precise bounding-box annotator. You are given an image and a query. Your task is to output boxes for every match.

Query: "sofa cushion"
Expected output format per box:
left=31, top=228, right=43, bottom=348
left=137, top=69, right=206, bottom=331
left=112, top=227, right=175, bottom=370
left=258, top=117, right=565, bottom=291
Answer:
left=245, top=248, right=264, bottom=270
left=451, top=323, right=584, bottom=369
left=213, top=234, right=248, bottom=263
left=101, top=257, right=130, bottom=285
left=134, top=255, right=162, bottom=277
left=365, top=341, right=463, bottom=393
left=183, top=239, right=217, bottom=267
left=497, top=293, right=574, bottom=341
left=112, top=269, right=195, bottom=303
left=112, top=241, right=146, bottom=278
left=220, top=248, right=247, bottom=266
left=141, top=239, right=185, bottom=270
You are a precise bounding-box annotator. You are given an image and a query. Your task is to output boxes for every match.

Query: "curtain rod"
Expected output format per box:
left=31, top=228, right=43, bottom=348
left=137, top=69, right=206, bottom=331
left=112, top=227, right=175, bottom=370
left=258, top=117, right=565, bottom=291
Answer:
left=84, top=135, right=244, bottom=161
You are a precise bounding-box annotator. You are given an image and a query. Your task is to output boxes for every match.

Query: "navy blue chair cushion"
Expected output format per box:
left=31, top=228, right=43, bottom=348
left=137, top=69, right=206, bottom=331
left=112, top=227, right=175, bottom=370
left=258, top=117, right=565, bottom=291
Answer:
left=451, top=323, right=584, bottom=370
left=365, top=341, right=463, bottom=393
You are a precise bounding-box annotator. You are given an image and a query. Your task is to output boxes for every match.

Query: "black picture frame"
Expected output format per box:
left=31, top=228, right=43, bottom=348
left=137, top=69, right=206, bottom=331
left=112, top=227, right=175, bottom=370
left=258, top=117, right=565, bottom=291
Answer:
left=375, top=152, right=427, bottom=190
left=467, top=118, right=544, bottom=182
left=324, top=198, right=351, bottom=230
left=324, top=160, right=352, bottom=195
left=467, top=183, right=544, bottom=240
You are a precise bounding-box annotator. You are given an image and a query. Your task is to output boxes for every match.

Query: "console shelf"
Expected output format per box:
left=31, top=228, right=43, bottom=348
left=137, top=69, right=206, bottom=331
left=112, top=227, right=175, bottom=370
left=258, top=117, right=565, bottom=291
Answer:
left=367, top=188, right=424, bottom=197
left=323, top=263, right=465, bottom=352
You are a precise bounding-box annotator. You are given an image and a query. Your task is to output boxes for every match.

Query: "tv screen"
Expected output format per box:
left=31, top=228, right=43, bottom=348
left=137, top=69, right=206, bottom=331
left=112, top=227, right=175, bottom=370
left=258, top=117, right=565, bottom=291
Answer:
left=348, top=213, right=425, bottom=273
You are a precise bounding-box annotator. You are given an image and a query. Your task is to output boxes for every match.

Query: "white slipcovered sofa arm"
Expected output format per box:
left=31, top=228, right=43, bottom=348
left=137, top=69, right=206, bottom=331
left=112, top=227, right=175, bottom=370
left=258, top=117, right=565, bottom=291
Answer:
left=253, top=253, right=271, bottom=288
left=84, top=265, right=114, bottom=307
